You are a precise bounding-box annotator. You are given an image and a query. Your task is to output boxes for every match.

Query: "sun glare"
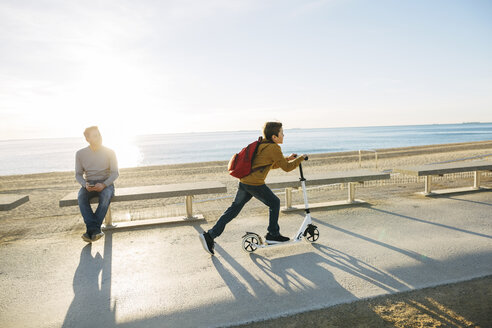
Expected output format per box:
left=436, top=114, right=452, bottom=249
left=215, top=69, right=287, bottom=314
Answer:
left=103, top=133, right=143, bottom=169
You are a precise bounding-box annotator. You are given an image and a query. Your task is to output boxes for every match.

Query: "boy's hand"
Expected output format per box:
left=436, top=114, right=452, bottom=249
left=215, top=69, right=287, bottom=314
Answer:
left=287, top=153, right=297, bottom=161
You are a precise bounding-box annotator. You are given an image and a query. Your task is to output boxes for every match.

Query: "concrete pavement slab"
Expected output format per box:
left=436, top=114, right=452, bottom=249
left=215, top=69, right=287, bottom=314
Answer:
left=0, top=191, right=491, bottom=328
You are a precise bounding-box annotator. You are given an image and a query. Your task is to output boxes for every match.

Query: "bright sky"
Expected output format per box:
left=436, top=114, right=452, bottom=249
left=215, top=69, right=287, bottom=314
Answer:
left=1, top=0, right=491, bottom=140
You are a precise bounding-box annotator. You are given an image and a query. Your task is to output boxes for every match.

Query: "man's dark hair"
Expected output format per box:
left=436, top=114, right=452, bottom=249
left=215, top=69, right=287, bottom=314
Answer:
left=263, top=122, right=282, bottom=141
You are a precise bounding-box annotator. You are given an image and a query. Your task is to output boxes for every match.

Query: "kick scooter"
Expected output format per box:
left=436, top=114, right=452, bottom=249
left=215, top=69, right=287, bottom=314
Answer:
left=241, top=156, right=319, bottom=253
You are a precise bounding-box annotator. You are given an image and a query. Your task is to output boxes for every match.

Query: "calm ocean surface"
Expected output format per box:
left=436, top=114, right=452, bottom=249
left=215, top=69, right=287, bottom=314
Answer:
left=1, top=123, right=491, bottom=176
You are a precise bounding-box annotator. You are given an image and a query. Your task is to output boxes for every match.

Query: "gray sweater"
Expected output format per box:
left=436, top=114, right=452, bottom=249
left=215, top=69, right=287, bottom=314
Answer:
left=75, top=146, right=119, bottom=188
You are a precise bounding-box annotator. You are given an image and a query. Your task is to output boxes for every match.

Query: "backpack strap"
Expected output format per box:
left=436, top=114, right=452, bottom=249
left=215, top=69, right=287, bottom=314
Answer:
left=250, top=138, right=274, bottom=173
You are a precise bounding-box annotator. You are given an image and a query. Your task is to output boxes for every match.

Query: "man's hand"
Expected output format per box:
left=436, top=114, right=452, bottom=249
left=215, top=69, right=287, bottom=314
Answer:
left=86, top=182, right=95, bottom=192
left=86, top=182, right=106, bottom=192
left=93, top=183, right=106, bottom=192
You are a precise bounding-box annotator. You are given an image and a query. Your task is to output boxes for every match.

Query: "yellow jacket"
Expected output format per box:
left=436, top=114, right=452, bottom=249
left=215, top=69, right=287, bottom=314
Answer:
left=240, top=142, right=304, bottom=186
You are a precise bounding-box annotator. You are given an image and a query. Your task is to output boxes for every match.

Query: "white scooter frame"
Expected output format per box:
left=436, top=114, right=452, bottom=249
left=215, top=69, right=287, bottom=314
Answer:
left=241, top=157, right=319, bottom=253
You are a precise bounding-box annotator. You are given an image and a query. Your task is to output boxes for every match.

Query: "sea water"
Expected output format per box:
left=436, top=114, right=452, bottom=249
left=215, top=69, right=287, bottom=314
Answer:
left=1, top=123, right=491, bottom=176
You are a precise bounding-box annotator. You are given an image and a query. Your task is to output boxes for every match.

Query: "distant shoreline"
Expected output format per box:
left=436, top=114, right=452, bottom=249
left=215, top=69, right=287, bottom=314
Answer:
left=1, top=121, right=492, bottom=142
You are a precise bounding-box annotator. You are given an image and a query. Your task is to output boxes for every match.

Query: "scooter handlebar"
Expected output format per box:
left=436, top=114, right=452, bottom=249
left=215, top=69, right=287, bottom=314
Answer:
left=292, top=154, right=308, bottom=160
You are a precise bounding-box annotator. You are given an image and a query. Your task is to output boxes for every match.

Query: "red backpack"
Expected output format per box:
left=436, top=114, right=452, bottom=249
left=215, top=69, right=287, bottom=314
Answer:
left=228, top=137, right=264, bottom=178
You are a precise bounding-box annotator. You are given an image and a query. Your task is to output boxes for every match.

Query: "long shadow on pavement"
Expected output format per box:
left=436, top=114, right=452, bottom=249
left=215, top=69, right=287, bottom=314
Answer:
left=312, top=244, right=409, bottom=293
left=311, top=217, right=435, bottom=263
left=212, top=244, right=271, bottom=300
left=213, top=244, right=357, bottom=319
left=446, top=194, right=492, bottom=207
left=368, top=208, right=492, bottom=240
left=62, top=232, right=115, bottom=327
left=108, top=221, right=491, bottom=327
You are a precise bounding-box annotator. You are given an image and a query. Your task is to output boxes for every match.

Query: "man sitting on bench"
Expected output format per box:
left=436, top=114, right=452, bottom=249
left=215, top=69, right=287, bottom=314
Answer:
left=75, top=126, right=119, bottom=242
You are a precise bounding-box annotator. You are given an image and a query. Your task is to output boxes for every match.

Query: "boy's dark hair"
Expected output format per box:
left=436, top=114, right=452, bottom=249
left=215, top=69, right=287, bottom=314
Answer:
left=263, top=122, right=282, bottom=141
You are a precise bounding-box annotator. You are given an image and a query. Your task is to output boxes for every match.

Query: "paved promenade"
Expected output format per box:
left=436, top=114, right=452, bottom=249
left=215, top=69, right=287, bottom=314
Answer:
left=1, top=191, right=491, bottom=328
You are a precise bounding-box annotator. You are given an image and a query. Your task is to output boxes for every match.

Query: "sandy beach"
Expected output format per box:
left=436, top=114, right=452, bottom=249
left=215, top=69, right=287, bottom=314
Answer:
left=1, top=140, right=491, bottom=240
left=1, top=140, right=491, bottom=327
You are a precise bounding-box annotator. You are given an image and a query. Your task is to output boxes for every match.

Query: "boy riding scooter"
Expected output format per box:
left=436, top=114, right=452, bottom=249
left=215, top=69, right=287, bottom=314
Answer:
left=199, top=122, right=307, bottom=256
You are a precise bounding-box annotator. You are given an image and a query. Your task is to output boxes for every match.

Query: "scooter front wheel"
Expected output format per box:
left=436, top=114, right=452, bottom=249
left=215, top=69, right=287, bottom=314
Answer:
left=242, top=233, right=260, bottom=253
left=304, top=224, right=319, bottom=243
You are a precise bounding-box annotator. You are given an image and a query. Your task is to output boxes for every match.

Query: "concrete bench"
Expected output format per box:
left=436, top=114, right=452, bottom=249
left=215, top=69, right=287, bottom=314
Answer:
left=394, top=160, right=492, bottom=196
left=0, top=194, right=29, bottom=211
left=60, top=181, right=227, bottom=230
left=266, top=169, right=390, bottom=212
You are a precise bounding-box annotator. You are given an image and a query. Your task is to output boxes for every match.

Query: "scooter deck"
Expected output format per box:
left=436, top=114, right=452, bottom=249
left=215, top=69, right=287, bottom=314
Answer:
left=256, top=238, right=307, bottom=248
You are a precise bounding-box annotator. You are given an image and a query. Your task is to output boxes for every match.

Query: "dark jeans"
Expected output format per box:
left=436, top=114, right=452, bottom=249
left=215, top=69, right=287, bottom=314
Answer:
left=208, top=182, right=281, bottom=239
left=78, top=182, right=114, bottom=235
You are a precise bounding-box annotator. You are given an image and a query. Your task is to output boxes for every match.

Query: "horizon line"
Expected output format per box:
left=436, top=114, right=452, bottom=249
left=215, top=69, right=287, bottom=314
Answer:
left=1, top=121, right=491, bottom=142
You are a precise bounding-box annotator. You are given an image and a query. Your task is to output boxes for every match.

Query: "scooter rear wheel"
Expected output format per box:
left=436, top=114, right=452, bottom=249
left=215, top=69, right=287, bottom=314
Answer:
left=242, top=234, right=260, bottom=253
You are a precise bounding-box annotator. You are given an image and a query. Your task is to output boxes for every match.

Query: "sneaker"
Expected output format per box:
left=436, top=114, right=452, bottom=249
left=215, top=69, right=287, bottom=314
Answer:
left=81, top=233, right=92, bottom=243
left=265, top=233, right=290, bottom=244
left=199, top=232, right=215, bottom=255
left=91, top=231, right=105, bottom=242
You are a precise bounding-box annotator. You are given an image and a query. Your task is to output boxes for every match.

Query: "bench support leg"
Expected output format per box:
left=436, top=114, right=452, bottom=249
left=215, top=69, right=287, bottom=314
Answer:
left=348, top=182, right=355, bottom=203
left=104, top=205, right=113, bottom=227
left=424, top=176, right=432, bottom=195
left=474, top=171, right=481, bottom=189
left=185, top=195, right=193, bottom=219
left=285, top=188, right=293, bottom=209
